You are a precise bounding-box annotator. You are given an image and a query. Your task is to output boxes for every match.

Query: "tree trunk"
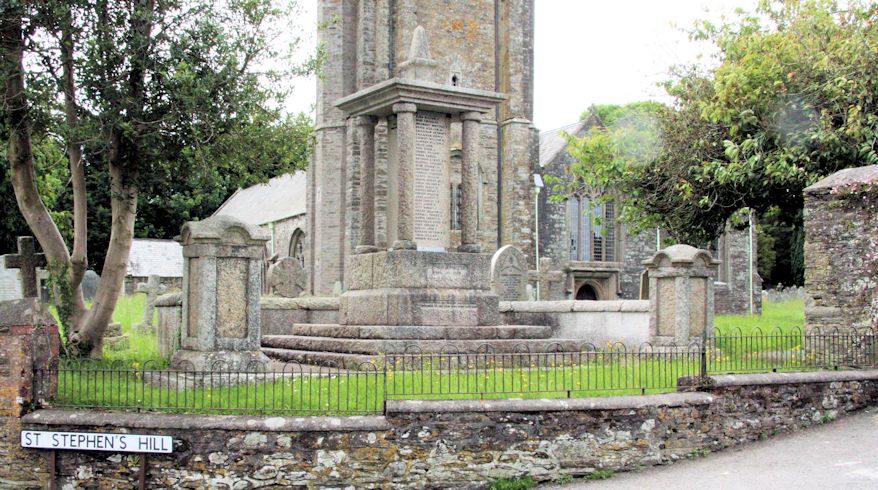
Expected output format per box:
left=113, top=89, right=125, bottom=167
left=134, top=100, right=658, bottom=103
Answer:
left=59, top=4, right=88, bottom=330
left=1, top=6, right=76, bottom=282
left=77, top=136, right=137, bottom=357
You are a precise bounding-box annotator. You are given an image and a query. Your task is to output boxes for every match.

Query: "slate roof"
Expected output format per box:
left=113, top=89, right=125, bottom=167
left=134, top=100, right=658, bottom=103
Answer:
left=127, top=239, right=183, bottom=278
left=805, top=164, right=878, bottom=192
left=538, top=115, right=602, bottom=167
left=213, top=171, right=307, bottom=226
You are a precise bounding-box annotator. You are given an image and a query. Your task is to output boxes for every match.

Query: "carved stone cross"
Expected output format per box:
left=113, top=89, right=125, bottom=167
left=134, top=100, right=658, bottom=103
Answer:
left=3, top=236, right=47, bottom=298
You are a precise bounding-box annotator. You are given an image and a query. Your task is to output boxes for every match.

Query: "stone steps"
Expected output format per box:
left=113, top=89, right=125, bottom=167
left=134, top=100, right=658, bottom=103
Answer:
left=269, top=323, right=553, bottom=340
left=260, top=347, right=380, bottom=369
left=262, top=334, right=585, bottom=357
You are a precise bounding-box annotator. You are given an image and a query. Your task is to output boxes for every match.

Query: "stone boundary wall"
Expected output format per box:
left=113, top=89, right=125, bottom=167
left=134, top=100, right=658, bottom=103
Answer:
left=4, top=370, right=876, bottom=488
left=500, top=300, right=650, bottom=347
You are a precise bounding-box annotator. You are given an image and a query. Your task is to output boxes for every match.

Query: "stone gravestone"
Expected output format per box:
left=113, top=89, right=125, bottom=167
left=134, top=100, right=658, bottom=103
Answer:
left=171, top=215, right=271, bottom=371
left=135, top=275, right=164, bottom=332
left=2, top=236, right=46, bottom=298
left=490, top=245, right=527, bottom=301
left=81, top=270, right=100, bottom=300
left=267, top=257, right=307, bottom=298
left=102, top=322, right=129, bottom=352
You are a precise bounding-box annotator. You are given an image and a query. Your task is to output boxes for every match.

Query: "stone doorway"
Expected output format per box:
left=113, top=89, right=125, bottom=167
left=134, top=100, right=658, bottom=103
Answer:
left=575, top=283, right=599, bottom=301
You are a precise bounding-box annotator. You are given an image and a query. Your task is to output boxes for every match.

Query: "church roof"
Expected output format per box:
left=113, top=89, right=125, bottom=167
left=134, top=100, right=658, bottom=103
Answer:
left=127, top=239, right=183, bottom=278
left=213, top=171, right=307, bottom=226
left=538, top=115, right=602, bottom=167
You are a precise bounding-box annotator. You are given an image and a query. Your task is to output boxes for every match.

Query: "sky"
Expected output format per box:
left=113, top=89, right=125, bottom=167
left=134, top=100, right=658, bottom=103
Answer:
left=284, top=0, right=760, bottom=132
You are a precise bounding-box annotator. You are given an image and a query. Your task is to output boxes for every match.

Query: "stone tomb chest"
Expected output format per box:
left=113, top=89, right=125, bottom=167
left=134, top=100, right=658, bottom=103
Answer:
left=172, top=215, right=270, bottom=370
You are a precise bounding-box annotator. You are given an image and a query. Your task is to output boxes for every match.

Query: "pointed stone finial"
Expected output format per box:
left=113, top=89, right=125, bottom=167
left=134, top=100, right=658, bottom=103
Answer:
left=398, top=25, right=439, bottom=83
left=408, top=25, right=432, bottom=60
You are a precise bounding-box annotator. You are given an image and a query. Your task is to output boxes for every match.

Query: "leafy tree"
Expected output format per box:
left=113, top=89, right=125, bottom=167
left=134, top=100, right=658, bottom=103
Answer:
left=1, top=0, right=317, bottom=357
left=558, top=1, right=878, bottom=282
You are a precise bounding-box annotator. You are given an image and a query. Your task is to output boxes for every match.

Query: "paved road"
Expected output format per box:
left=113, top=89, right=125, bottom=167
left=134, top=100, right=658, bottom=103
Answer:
left=541, top=408, right=878, bottom=490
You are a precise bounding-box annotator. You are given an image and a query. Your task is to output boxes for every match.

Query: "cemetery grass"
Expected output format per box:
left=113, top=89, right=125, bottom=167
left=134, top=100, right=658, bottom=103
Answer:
left=48, top=298, right=809, bottom=414
left=55, top=358, right=699, bottom=415
left=715, top=299, right=804, bottom=335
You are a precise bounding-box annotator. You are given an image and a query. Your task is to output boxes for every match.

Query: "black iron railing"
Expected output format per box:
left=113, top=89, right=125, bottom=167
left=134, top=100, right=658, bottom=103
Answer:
left=32, top=328, right=877, bottom=415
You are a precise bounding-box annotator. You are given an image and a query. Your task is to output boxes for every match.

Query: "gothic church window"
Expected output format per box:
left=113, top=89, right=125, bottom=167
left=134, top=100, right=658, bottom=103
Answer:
left=289, top=228, right=305, bottom=267
left=568, top=196, right=618, bottom=262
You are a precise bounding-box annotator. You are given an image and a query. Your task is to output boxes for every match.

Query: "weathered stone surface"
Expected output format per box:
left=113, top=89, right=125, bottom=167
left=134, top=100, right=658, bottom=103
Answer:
left=308, top=0, right=538, bottom=294
left=173, top=215, right=270, bottom=371
left=156, top=292, right=183, bottom=359
left=490, top=245, right=527, bottom=301
left=644, top=245, right=719, bottom=345
left=135, top=274, right=163, bottom=333
left=267, top=257, right=308, bottom=298
left=0, top=299, right=60, bottom=417
left=7, top=371, right=878, bottom=489
left=81, top=270, right=100, bottom=300
left=804, top=165, right=878, bottom=332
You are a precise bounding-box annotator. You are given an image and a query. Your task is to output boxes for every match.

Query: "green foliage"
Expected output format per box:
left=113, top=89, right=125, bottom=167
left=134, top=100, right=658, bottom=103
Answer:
left=553, top=474, right=574, bottom=484
left=2, top=0, right=316, bottom=270
left=586, top=469, right=615, bottom=480
left=560, top=1, right=878, bottom=250
left=489, top=478, right=536, bottom=490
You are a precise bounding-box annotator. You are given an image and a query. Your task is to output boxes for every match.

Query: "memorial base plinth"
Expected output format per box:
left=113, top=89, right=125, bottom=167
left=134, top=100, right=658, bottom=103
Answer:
left=341, top=250, right=500, bottom=326
left=170, top=350, right=271, bottom=372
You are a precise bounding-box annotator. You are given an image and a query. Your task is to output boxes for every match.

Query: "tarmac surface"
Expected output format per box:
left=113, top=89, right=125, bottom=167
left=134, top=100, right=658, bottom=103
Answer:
left=541, top=407, right=878, bottom=490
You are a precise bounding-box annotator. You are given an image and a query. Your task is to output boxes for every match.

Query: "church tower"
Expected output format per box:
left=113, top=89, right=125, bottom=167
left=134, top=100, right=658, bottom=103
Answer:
left=307, top=0, right=537, bottom=294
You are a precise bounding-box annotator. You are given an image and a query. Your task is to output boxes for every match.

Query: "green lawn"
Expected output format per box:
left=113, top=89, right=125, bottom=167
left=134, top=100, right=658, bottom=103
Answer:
left=715, top=299, right=804, bottom=335
left=42, top=297, right=816, bottom=415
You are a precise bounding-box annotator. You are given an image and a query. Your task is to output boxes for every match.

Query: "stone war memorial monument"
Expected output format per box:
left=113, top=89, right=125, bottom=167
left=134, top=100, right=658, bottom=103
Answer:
left=261, top=20, right=584, bottom=366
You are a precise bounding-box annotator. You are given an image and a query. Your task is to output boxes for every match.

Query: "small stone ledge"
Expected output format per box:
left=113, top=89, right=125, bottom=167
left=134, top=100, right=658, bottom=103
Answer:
left=260, top=296, right=340, bottom=310
left=711, top=369, right=878, bottom=387
left=386, top=392, right=713, bottom=414
left=22, top=410, right=389, bottom=432
left=499, top=300, right=648, bottom=313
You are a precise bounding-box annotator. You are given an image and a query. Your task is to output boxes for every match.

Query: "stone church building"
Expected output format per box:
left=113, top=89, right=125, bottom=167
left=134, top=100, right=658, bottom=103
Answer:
left=216, top=0, right=760, bottom=314
left=538, top=115, right=762, bottom=313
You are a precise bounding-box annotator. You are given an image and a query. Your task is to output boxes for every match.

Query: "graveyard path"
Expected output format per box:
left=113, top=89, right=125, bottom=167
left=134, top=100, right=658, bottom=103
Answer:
left=542, top=407, right=878, bottom=490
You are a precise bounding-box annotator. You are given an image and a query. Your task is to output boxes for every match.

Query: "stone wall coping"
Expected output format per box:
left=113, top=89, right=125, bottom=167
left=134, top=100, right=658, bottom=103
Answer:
left=711, top=369, right=878, bottom=387
left=21, top=410, right=390, bottom=432
left=155, top=291, right=183, bottom=307
left=499, top=300, right=648, bottom=313
left=260, top=296, right=340, bottom=310
left=385, top=392, right=713, bottom=413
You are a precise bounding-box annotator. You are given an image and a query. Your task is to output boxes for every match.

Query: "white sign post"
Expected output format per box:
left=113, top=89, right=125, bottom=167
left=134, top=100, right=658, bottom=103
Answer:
left=21, top=430, right=172, bottom=454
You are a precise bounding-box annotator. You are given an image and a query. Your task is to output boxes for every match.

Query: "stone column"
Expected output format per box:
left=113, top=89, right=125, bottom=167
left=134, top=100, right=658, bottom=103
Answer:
left=392, top=102, right=417, bottom=250
left=643, top=244, right=719, bottom=346
left=356, top=115, right=379, bottom=254
left=172, top=215, right=271, bottom=371
left=459, top=111, right=482, bottom=253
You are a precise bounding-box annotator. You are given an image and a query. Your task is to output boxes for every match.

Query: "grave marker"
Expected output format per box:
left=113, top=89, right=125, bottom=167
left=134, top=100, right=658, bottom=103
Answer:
left=136, top=275, right=164, bottom=332
left=490, top=245, right=527, bottom=301
left=267, top=257, right=307, bottom=298
left=3, top=237, right=46, bottom=298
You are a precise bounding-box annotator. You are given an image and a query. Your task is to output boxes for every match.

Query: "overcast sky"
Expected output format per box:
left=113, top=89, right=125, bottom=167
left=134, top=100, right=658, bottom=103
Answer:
left=285, top=0, right=760, bottom=131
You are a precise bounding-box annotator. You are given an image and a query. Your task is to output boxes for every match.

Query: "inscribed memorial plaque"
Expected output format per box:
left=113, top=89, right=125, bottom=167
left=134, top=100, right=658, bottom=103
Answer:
left=216, top=258, right=248, bottom=338
left=414, top=111, right=450, bottom=250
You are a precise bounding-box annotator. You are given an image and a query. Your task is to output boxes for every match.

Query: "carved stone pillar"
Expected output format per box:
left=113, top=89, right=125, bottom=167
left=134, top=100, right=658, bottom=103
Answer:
left=459, top=111, right=482, bottom=252
left=392, top=102, right=418, bottom=250
left=355, top=115, right=378, bottom=254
